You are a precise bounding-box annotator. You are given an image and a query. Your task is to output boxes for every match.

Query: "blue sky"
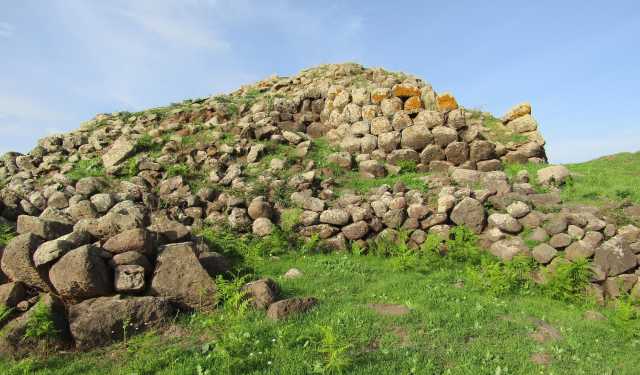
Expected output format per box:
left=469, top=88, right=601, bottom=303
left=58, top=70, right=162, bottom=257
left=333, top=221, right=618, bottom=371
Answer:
left=1, top=1, right=638, bottom=163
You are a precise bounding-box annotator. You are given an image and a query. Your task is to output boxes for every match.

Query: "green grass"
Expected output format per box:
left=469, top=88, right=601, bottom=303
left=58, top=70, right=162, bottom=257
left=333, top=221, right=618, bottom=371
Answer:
left=480, top=114, right=529, bottom=145
left=3, top=251, right=638, bottom=374
left=563, top=152, right=640, bottom=206
left=3, top=228, right=637, bottom=374
left=66, top=158, right=106, bottom=183
left=338, top=172, right=429, bottom=194
left=0, top=222, right=15, bottom=247
left=505, top=152, right=640, bottom=221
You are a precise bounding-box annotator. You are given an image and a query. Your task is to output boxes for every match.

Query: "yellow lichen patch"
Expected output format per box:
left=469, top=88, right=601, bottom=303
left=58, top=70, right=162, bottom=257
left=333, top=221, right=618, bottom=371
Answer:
left=436, top=92, right=458, bottom=111
left=403, top=96, right=422, bottom=113
left=503, top=102, right=532, bottom=123
left=392, top=84, right=421, bottom=98
left=371, top=87, right=389, bottom=104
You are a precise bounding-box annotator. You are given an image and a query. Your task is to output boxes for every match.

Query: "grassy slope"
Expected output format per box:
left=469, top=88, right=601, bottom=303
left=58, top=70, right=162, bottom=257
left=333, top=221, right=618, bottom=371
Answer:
left=505, top=151, right=640, bottom=207
left=2, top=254, right=638, bottom=375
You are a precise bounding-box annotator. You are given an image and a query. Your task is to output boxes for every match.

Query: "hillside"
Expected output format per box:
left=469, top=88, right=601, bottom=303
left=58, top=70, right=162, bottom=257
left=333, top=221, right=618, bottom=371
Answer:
left=0, top=63, right=639, bottom=374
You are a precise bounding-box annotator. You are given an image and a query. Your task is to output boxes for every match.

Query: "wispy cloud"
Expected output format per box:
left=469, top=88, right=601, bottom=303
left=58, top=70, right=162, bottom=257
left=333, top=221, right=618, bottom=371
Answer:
left=0, top=22, right=14, bottom=38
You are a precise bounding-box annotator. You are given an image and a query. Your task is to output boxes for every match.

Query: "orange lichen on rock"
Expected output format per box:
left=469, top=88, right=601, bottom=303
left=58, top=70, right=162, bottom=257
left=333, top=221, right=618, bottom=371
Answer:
left=403, top=96, right=422, bottom=113
left=436, top=92, right=458, bottom=111
left=392, top=84, right=421, bottom=98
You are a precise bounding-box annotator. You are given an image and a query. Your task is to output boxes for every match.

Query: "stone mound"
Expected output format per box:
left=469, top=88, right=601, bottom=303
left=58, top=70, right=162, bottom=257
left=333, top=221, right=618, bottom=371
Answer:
left=0, top=63, right=637, bottom=355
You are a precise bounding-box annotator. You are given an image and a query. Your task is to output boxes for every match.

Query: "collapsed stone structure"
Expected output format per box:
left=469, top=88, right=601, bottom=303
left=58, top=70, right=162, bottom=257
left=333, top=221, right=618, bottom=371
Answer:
left=0, top=63, right=638, bottom=356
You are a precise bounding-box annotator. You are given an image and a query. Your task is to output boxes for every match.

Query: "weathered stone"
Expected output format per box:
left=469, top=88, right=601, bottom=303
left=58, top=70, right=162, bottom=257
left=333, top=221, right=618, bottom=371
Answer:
left=506, top=201, right=530, bottom=219
left=469, top=141, right=496, bottom=162
left=17, top=215, right=72, bottom=240
left=342, top=221, right=369, bottom=240
left=359, top=160, right=386, bottom=178
left=489, top=237, right=528, bottom=261
left=436, top=92, right=458, bottom=111
left=420, top=144, right=445, bottom=164
left=488, top=213, right=522, bottom=234
left=532, top=243, right=557, bottom=264
left=252, top=217, right=274, bottom=237
left=68, top=295, right=173, bottom=350
left=242, top=278, right=279, bottom=310
left=549, top=233, right=572, bottom=249
left=33, top=230, right=93, bottom=267
left=432, top=126, right=457, bottom=147
left=1, top=233, right=48, bottom=290
left=102, top=137, right=135, bottom=168
left=508, top=114, right=538, bottom=133
left=76, top=177, right=107, bottom=196
left=320, top=209, right=350, bottom=226
left=401, top=126, right=433, bottom=151
left=114, top=265, right=145, bottom=292
left=444, top=142, right=469, bottom=165
left=370, top=117, right=393, bottom=135
left=593, top=237, right=637, bottom=277
left=327, top=152, right=353, bottom=169
left=381, top=97, right=403, bottom=117
left=544, top=214, right=568, bottom=236
left=503, top=102, right=531, bottom=123
left=248, top=196, right=272, bottom=220
left=110, top=251, right=152, bottom=274
left=537, top=166, right=570, bottom=186
left=103, top=228, right=152, bottom=255
left=450, top=197, right=485, bottom=233
left=49, top=245, right=112, bottom=301
left=266, top=297, right=318, bottom=320
left=150, top=242, right=217, bottom=310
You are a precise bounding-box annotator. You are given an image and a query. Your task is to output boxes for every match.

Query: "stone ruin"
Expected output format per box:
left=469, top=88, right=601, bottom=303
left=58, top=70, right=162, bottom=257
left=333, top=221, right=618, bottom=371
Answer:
left=0, top=63, right=638, bottom=356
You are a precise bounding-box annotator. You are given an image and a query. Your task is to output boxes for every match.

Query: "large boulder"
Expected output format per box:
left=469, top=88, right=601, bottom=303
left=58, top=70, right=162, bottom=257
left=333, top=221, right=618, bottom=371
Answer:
left=68, top=295, right=173, bottom=350
left=49, top=245, right=112, bottom=301
left=266, top=297, right=318, bottom=320
left=150, top=242, right=217, bottom=310
left=32, top=230, right=92, bottom=267
left=103, top=228, right=153, bottom=255
left=1, top=233, right=48, bottom=290
left=242, top=278, right=279, bottom=310
left=502, top=102, right=531, bottom=123
left=488, top=213, right=522, bottom=234
left=450, top=197, right=485, bottom=233
left=101, top=136, right=135, bottom=168
left=537, top=166, right=570, bottom=186
left=16, top=215, right=72, bottom=241
left=594, top=237, right=637, bottom=277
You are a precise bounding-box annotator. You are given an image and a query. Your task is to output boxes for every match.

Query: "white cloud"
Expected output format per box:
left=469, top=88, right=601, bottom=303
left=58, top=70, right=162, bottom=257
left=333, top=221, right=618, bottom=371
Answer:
left=0, top=22, right=14, bottom=38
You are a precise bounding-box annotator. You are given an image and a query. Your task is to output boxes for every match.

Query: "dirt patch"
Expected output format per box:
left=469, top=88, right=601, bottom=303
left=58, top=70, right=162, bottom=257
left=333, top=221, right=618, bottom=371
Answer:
left=530, top=352, right=552, bottom=366
left=390, top=325, right=411, bottom=347
left=528, top=319, right=562, bottom=343
left=584, top=310, right=607, bottom=321
left=367, top=303, right=410, bottom=316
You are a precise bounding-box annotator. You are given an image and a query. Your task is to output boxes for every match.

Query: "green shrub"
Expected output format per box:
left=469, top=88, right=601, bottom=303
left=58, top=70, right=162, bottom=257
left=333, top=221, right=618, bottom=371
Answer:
left=0, top=223, right=15, bottom=247
left=395, top=159, right=417, bottom=173
left=470, top=256, right=537, bottom=296
left=544, top=258, right=592, bottom=302
left=23, top=300, right=58, bottom=342
left=215, top=275, right=251, bottom=319
left=66, top=158, right=105, bottom=182
left=165, top=163, right=191, bottom=178
left=314, top=325, right=352, bottom=374
left=444, top=226, right=484, bottom=265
